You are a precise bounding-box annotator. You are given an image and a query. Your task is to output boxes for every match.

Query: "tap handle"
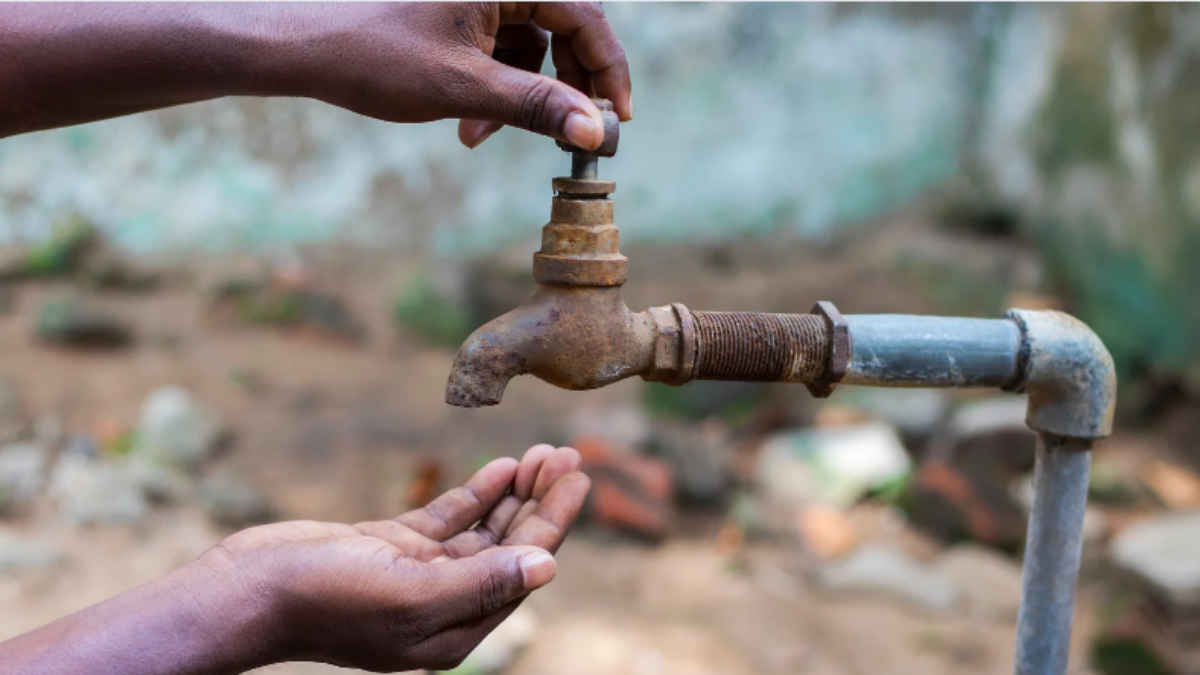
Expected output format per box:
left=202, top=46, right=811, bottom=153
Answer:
left=557, top=98, right=619, bottom=158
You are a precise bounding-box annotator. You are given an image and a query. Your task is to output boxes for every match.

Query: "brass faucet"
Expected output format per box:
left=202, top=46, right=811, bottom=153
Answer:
left=445, top=99, right=843, bottom=408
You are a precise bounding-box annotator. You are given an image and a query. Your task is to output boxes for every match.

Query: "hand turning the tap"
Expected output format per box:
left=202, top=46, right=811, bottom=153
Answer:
left=0, top=3, right=633, bottom=149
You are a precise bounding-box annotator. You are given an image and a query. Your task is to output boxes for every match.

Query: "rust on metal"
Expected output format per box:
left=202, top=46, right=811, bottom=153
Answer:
left=1004, top=309, right=1117, bottom=440
left=447, top=112, right=653, bottom=407
left=447, top=98, right=844, bottom=407
left=552, top=177, right=616, bottom=197
left=556, top=98, right=620, bottom=158
left=690, top=311, right=830, bottom=383
left=806, top=300, right=850, bottom=397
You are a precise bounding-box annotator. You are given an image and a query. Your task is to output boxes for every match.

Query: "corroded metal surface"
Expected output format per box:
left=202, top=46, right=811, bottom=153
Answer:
left=1014, top=433, right=1093, bottom=675
left=552, top=177, right=616, bottom=196
left=447, top=122, right=650, bottom=408
left=1005, top=309, right=1117, bottom=440
left=690, top=311, right=829, bottom=383
left=557, top=98, right=620, bottom=158
left=807, top=300, right=850, bottom=397
left=445, top=284, right=657, bottom=407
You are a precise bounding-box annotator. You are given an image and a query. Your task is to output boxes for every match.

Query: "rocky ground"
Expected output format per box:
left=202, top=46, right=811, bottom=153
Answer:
left=0, top=214, right=1197, bottom=675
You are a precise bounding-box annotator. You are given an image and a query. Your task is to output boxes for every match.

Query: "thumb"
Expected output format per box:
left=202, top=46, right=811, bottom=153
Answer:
left=458, top=57, right=606, bottom=151
left=418, top=546, right=557, bottom=627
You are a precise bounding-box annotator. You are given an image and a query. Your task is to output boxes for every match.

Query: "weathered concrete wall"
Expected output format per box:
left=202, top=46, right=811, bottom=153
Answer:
left=0, top=4, right=982, bottom=255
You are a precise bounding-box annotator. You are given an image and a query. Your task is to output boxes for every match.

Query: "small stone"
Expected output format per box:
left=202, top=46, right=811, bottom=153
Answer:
left=131, top=387, right=223, bottom=470
left=0, top=529, right=63, bottom=571
left=756, top=421, right=911, bottom=510
left=835, top=388, right=951, bottom=439
left=0, top=383, right=29, bottom=444
left=575, top=437, right=674, bottom=538
left=126, top=458, right=194, bottom=504
left=947, top=396, right=1030, bottom=440
left=818, top=543, right=957, bottom=613
left=200, top=474, right=275, bottom=529
left=34, top=295, right=133, bottom=349
left=933, top=543, right=1024, bottom=620
left=1109, top=512, right=1200, bottom=604
left=0, top=443, right=45, bottom=515
left=48, top=453, right=148, bottom=525
left=647, top=420, right=733, bottom=507
left=568, top=403, right=651, bottom=449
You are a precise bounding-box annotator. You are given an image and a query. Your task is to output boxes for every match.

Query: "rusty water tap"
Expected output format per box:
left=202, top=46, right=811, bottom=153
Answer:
left=445, top=99, right=850, bottom=407
left=444, top=99, right=658, bottom=407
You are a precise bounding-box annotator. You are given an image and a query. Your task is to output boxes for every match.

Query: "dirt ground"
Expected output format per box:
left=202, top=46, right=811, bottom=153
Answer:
left=0, top=214, right=1110, bottom=674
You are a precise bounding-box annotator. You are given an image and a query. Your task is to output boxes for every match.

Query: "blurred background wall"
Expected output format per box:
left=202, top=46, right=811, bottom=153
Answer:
left=1, top=2, right=1197, bottom=388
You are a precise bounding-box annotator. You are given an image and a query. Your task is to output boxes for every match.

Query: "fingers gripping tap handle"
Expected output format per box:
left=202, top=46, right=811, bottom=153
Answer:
left=557, top=98, right=619, bottom=159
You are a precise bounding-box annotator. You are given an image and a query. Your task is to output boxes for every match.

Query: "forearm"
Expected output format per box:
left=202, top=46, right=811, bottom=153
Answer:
left=0, top=3, right=330, bottom=138
left=0, top=552, right=281, bottom=675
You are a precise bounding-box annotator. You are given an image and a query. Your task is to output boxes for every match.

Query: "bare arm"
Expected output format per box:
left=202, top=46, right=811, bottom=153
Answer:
left=0, top=3, right=632, bottom=147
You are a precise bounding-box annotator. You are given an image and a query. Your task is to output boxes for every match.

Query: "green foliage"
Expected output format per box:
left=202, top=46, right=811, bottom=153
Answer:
left=1036, top=220, right=1200, bottom=386
left=237, top=291, right=303, bottom=326
left=392, top=274, right=472, bottom=349
left=103, top=431, right=137, bottom=457
left=1092, top=638, right=1170, bottom=675
left=19, top=214, right=99, bottom=279
left=893, top=252, right=1009, bottom=318
left=1030, top=10, right=1119, bottom=179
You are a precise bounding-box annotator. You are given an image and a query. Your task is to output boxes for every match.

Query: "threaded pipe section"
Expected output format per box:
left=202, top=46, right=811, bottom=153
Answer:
left=691, top=312, right=830, bottom=383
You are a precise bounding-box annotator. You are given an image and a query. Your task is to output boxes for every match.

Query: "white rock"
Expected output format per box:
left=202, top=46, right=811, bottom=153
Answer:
left=1110, top=511, right=1200, bottom=604
left=839, top=388, right=951, bottom=438
left=948, top=396, right=1030, bottom=440
left=0, top=443, right=45, bottom=514
left=0, top=529, right=62, bottom=571
left=934, top=543, right=1023, bottom=620
left=756, top=421, right=911, bottom=509
left=819, top=543, right=957, bottom=613
left=567, top=403, right=650, bottom=448
left=49, top=453, right=148, bottom=525
left=132, top=386, right=222, bottom=469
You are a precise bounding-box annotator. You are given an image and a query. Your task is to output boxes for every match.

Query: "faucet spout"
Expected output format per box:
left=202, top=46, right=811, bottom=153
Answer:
left=445, top=285, right=657, bottom=408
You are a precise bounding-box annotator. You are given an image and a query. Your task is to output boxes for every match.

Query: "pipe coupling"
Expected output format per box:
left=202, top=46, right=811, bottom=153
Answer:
left=1005, top=309, right=1117, bottom=440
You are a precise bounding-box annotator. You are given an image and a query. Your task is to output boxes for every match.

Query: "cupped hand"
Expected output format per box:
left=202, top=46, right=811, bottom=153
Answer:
left=202, top=444, right=588, bottom=673
left=299, top=3, right=632, bottom=150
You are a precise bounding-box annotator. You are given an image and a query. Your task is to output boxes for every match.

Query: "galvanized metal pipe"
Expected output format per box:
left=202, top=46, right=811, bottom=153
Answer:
left=843, top=314, right=1022, bottom=388
left=1013, top=433, right=1093, bottom=675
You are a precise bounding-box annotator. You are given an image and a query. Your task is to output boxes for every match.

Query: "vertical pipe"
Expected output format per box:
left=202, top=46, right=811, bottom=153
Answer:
left=1013, top=433, right=1093, bottom=675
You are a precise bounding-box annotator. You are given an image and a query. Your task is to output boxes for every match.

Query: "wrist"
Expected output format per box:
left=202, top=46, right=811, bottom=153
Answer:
left=0, top=546, right=285, bottom=675
left=179, top=545, right=291, bottom=671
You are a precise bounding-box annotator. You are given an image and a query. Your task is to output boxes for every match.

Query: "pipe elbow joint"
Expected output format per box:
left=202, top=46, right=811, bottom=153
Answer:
left=1005, top=309, right=1117, bottom=440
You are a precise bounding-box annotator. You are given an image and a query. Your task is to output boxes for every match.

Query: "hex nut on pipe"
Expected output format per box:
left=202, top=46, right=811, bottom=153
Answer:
left=806, top=301, right=850, bottom=398
left=1005, top=309, right=1117, bottom=440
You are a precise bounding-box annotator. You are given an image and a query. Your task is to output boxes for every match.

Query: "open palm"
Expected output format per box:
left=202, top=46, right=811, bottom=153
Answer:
left=208, top=444, right=589, bottom=672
